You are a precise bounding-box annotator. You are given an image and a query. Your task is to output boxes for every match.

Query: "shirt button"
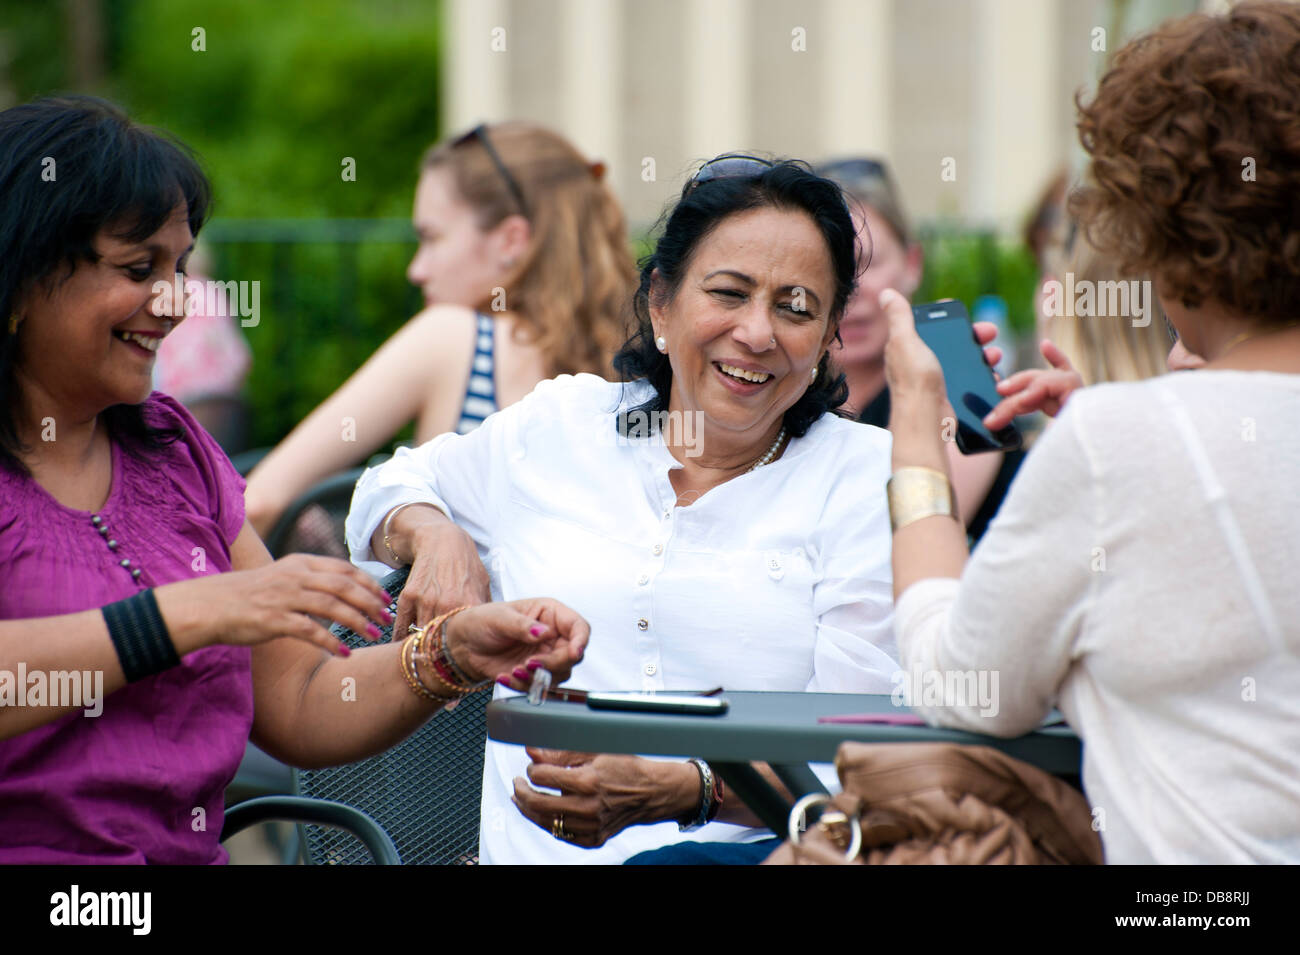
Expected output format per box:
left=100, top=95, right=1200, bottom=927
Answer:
left=644, top=663, right=657, bottom=676
left=652, top=543, right=663, bottom=556
left=637, top=618, right=649, bottom=631
left=637, top=574, right=649, bottom=586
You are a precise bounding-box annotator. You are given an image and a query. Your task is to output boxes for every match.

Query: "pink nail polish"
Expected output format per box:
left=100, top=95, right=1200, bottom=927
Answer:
left=529, top=624, right=548, bottom=637
left=366, top=623, right=382, bottom=640
left=496, top=675, right=512, bottom=686
left=513, top=667, right=529, bottom=680
left=337, top=643, right=351, bottom=657
left=525, top=660, right=541, bottom=671
left=382, top=591, right=394, bottom=603
left=380, top=609, right=394, bottom=623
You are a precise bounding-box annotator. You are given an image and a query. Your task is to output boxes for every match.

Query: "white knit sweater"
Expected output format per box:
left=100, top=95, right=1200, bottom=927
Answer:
left=896, top=370, right=1300, bottom=863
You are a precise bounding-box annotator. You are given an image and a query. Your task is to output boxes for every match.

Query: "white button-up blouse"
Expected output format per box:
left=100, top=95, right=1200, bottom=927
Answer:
left=346, top=373, right=897, bottom=864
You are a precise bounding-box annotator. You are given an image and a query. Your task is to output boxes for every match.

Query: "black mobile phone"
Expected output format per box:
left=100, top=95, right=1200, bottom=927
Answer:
left=912, top=299, right=1022, bottom=454
left=585, top=692, right=729, bottom=716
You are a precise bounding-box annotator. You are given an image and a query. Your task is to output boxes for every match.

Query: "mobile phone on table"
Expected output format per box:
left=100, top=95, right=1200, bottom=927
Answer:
left=586, top=692, right=729, bottom=716
left=912, top=299, right=1022, bottom=454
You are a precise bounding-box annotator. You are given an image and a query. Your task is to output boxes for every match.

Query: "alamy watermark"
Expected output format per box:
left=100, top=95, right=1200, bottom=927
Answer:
left=50, top=885, right=150, bottom=935
left=1041, top=272, right=1153, bottom=328
left=891, top=665, right=1000, bottom=718
left=604, top=409, right=705, bottom=457
left=151, top=273, right=261, bottom=327
left=0, top=665, right=103, bottom=717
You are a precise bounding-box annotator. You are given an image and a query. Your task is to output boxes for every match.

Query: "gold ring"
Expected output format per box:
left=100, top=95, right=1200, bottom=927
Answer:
left=551, top=814, right=571, bottom=841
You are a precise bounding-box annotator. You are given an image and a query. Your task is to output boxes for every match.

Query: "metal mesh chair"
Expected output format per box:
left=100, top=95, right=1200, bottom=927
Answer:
left=262, top=467, right=366, bottom=560
left=229, top=468, right=368, bottom=813
left=294, top=566, right=490, bottom=865
left=222, top=796, right=399, bottom=865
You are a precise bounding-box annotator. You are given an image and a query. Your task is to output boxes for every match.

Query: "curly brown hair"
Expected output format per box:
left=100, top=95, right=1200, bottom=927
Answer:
left=1070, top=0, right=1300, bottom=323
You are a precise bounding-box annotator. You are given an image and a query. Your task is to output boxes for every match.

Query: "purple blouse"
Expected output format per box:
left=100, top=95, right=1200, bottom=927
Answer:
left=0, top=393, right=252, bottom=864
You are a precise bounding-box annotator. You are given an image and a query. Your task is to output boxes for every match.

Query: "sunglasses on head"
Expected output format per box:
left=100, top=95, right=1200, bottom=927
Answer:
left=688, top=154, right=774, bottom=191
left=818, top=158, right=888, bottom=181
left=452, top=123, right=529, bottom=218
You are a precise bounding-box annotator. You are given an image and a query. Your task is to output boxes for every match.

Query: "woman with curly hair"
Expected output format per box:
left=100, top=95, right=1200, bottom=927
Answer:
left=882, top=0, right=1300, bottom=862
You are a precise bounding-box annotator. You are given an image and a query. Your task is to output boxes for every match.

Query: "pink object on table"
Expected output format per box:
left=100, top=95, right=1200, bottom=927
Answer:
left=818, top=712, right=928, bottom=726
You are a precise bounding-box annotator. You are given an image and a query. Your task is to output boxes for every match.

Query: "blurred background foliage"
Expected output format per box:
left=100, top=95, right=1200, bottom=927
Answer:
left=3, top=0, right=439, bottom=447
left=2, top=0, right=1040, bottom=450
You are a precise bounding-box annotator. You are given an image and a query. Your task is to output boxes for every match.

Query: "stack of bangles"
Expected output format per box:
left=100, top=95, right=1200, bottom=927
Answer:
left=399, top=605, right=494, bottom=704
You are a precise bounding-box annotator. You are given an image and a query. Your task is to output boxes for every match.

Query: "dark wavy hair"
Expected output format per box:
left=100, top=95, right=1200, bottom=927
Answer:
left=612, top=158, right=856, bottom=438
left=1070, top=0, right=1300, bottom=323
left=0, top=95, right=211, bottom=475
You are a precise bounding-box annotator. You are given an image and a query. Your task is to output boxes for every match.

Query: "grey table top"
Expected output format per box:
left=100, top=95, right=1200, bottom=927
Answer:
left=487, top=691, right=1082, bottom=775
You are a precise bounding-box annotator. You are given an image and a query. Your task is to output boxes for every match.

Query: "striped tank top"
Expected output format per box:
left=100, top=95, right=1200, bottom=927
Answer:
left=456, top=312, right=498, bottom=434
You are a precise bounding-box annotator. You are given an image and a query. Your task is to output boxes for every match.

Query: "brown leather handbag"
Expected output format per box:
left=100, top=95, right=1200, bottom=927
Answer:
left=762, top=741, right=1103, bottom=865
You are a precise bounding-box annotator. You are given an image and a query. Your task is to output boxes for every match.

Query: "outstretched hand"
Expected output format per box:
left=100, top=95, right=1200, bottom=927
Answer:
left=444, top=597, right=590, bottom=690
left=982, top=338, right=1084, bottom=431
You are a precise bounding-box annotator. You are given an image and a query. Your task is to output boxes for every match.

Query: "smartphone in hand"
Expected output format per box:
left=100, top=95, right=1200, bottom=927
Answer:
left=912, top=299, right=1022, bottom=454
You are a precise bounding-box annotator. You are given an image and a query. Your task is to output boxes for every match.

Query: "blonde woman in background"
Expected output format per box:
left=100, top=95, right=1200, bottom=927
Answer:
left=984, top=220, right=1175, bottom=432
left=1042, top=233, right=1172, bottom=385
left=245, top=122, right=637, bottom=537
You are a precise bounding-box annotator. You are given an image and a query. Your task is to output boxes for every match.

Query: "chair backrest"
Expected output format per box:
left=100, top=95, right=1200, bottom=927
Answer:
left=295, top=567, right=489, bottom=865
left=263, top=468, right=367, bottom=560
left=187, top=393, right=251, bottom=455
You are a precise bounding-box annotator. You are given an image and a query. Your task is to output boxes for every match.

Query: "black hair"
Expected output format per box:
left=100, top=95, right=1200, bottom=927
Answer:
left=612, top=158, right=855, bottom=438
left=0, top=95, right=211, bottom=475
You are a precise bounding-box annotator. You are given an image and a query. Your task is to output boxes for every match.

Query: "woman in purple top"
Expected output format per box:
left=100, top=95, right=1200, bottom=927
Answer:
left=0, top=96, right=589, bottom=864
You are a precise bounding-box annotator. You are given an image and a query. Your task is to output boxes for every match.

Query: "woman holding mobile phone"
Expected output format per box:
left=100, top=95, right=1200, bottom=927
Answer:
left=883, top=0, right=1300, bottom=863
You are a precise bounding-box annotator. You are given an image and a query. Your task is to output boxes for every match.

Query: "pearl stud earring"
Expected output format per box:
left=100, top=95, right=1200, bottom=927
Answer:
left=655, top=336, right=667, bottom=353
left=810, top=366, right=818, bottom=383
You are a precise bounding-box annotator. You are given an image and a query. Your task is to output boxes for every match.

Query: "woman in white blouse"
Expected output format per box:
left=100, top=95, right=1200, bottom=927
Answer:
left=347, top=157, right=899, bottom=864
left=883, top=0, right=1300, bottom=864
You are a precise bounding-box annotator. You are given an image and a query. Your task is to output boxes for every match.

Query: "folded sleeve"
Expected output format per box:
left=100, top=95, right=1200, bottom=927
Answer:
left=896, top=398, right=1102, bottom=735
left=345, top=379, right=538, bottom=578
left=807, top=431, right=900, bottom=693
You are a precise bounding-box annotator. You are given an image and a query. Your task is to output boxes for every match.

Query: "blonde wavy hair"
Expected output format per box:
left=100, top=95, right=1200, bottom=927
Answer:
left=422, top=122, right=636, bottom=377
left=1042, top=228, right=1170, bottom=386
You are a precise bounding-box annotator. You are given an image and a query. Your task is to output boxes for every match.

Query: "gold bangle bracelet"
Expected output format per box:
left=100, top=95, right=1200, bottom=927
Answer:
left=400, top=632, right=455, bottom=703
left=886, top=466, right=959, bottom=532
left=413, top=624, right=467, bottom=699
left=380, top=501, right=440, bottom=566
